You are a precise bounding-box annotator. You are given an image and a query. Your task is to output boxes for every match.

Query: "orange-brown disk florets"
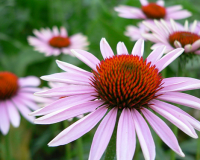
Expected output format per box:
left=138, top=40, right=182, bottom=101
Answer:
left=169, top=31, right=200, bottom=47
left=91, top=55, right=163, bottom=110
left=142, top=3, right=166, bottom=19
left=49, top=36, right=71, bottom=48
left=0, top=72, right=19, bottom=100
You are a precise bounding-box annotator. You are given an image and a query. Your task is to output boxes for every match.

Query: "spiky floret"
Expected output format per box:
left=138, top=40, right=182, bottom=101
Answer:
left=49, top=36, right=71, bottom=48
left=169, top=31, right=200, bottom=48
left=0, top=72, right=19, bottom=100
left=141, top=3, right=166, bottom=19
left=91, top=55, right=163, bottom=109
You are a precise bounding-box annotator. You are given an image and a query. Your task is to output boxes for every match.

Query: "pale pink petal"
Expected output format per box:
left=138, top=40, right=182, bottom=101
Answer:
left=166, top=11, right=191, bottom=20
left=184, top=44, right=192, bottom=53
left=12, top=97, right=35, bottom=122
left=117, top=108, right=136, bottom=160
left=0, top=101, right=10, bottom=135
left=56, top=60, right=92, bottom=76
left=150, top=100, right=197, bottom=138
left=117, top=42, right=128, bottom=55
left=141, top=109, right=185, bottom=157
left=140, top=0, right=148, bottom=5
left=155, top=48, right=184, bottom=72
left=60, top=27, right=68, bottom=37
left=18, top=76, right=40, bottom=87
left=157, top=92, right=200, bottom=110
left=35, top=85, right=95, bottom=98
left=52, top=26, right=59, bottom=36
left=33, top=29, right=49, bottom=41
left=184, top=20, right=189, bottom=31
left=20, top=98, right=39, bottom=110
left=41, top=72, right=90, bottom=85
left=5, top=100, right=20, bottom=127
left=100, top=38, right=114, bottom=59
left=71, top=49, right=100, bottom=71
left=190, top=20, right=197, bottom=32
left=146, top=45, right=166, bottom=65
left=132, top=109, right=155, bottom=160
left=89, top=108, right=118, bottom=160
left=156, top=0, right=164, bottom=6
left=142, top=33, right=160, bottom=43
left=30, top=94, right=94, bottom=116
left=166, top=5, right=182, bottom=13
left=191, top=39, right=200, bottom=52
left=48, top=106, right=107, bottom=146
left=131, top=39, right=144, bottom=57
left=34, top=100, right=104, bottom=124
left=19, top=87, right=41, bottom=93
left=174, top=40, right=182, bottom=48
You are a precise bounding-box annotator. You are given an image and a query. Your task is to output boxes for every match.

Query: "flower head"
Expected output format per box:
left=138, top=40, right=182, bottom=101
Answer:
left=31, top=38, right=200, bottom=160
left=143, top=19, right=200, bottom=56
left=115, top=0, right=191, bottom=20
left=28, top=26, right=89, bottom=56
left=0, top=72, right=41, bottom=135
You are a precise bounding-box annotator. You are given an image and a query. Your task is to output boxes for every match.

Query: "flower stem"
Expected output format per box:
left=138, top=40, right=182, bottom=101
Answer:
left=170, top=126, right=178, bottom=160
left=76, top=137, right=84, bottom=160
left=5, top=132, right=11, bottom=160
left=64, top=121, right=72, bottom=160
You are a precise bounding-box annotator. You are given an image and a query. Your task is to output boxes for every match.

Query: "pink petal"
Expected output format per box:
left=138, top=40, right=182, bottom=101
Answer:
left=33, top=29, right=49, bottom=41
left=20, top=98, right=39, bottom=110
left=140, top=0, right=148, bottom=5
left=52, top=26, right=59, bottom=36
left=5, top=100, right=20, bottom=127
left=71, top=49, right=100, bottom=71
left=156, top=0, right=164, bottom=6
left=60, top=27, right=68, bottom=37
left=19, top=87, right=41, bottom=93
left=132, top=109, right=155, bottom=160
left=100, top=38, right=114, bottom=59
left=48, top=106, right=107, bottom=146
left=141, top=109, right=185, bottom=157
left=157, top=92, right=200, bottom=110
left=191, top=39, right=200, bottom=52
left=30, top=94, right=94, bottom=116
left=34, top=100, right=104, bottom=124
left=155, top=48, right=184, bottom=72
left=41, top=72, right=90, bottom=85
left=35, top=85, right=95, bottom=98
left=166, top=11, right=191, bottom=20
left=117, top=108, right=136, bottom=160
left=150, top=100, right=197, bottom=138
left=142, top=33, right=160, bottom=43
left=89, top=108, right=118, bottom=160
left=0, top=101, right=10, bottom=135
left=56, top=60, right=92, bottom=76
left=117, top=42, right=128, bottom=55
left=166, top=5, right=182, bottom=13
left=174, top=40, right=182, bottom=48
left=131, top=39, right=144, bottom=57
left=18, top=76, right=40, bottom=87
left=12, top=97, right=35, bottom=123
left=146, top=45, right=166, bottom=65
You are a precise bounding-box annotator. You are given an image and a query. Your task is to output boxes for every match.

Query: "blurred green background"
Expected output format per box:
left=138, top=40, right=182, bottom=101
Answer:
left=0, top=0, right=200, bottom=159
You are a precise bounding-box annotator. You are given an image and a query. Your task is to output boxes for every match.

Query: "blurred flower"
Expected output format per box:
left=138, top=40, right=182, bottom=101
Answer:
left=0, top=72, right=41, bottom=135
left=125, top=22, right=150, bottom=41
left=31, top=38, right=200, bottom=160
left=28, top=26, right=89, bottom=56
left=115, top=0, right=191, bottom=20
left=143, top=19, right=200, bottom=55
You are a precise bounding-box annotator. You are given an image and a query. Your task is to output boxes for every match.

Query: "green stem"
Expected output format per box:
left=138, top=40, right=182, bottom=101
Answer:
left=197, top=132, right=200, bottom=160
left=76, top=137, right=84, bottom=160
left=64, top=121, right=72, bottom=160
left=170, top=126, right=178, bottom=160
left=5, top=132, right=11, bottom=160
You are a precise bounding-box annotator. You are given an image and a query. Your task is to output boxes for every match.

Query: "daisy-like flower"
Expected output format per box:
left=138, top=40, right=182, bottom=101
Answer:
left=115, top=0, right=191, bottom=20
left=0, top=72, right=41, bottom=135
left=143, top=19, right=200, bottom=55
left=31, top=38, right=200, bottom=160
left=28, top=26, right=89, bottom=56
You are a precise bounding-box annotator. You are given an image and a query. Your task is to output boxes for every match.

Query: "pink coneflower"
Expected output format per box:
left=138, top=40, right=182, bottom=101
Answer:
left=143, top=19, right=200, bottom=55
left=115, top=0, right=191, bottom=20
left=31, top=38, right=200, bottom=159
left=28, top=26, right=89, bottom=56
left=0, top=72, right=41, bottom=135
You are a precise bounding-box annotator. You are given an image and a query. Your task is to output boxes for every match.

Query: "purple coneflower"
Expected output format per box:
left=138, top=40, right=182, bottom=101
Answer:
left=31, top=38, right=200, bottom=160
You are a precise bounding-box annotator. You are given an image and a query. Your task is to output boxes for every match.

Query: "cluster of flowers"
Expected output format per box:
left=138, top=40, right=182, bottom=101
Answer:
left=1, top=0, right=200, bottom=160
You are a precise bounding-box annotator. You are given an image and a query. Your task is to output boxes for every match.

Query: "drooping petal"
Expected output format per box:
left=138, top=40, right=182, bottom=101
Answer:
left=191, top=39, right=200, bottom=52
left=34, top=100, right=104, bottom=124
left=117, top=42, right=128, bottom=55
left=100, top=38, right=114, bottom=59
left=155, top=48, right=184, bottom=72
left=150, top=100, right=198, bottom=138
left=89, top=108, right=118, bottom=160
left=30, top=94, right=94, bottom=116
left=157, top=92, right=200, bottom=110
left=48, top=106, right=107, bottom=146
left=117, top=108, right=136, bottom=160
left=5, top=100, right=20, bottom=127
left=18, top=76, right=40, bottom=87
left=131, top=39, right=144, bottom=57
left=141, top=109, right=185, bottom=157
left=132, top=109, right=155, bottom=160
left=0, top=101, right=10, bottom=135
